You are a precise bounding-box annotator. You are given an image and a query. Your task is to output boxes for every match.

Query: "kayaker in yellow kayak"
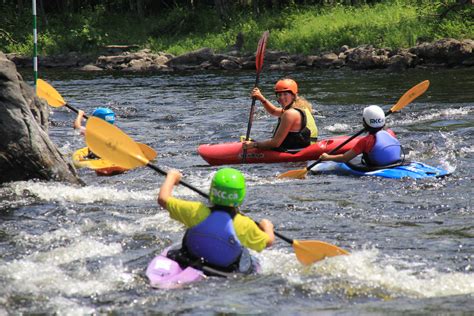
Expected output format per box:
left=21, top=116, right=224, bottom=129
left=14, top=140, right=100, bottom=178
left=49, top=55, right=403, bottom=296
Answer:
left=242, top=78, right=318, bottom=152
left=74, top=107, right=116, bottom=159
left=158, top=168, right=275, bottom=274
left=320, top=105, right=402, bottom=166
left=74, top=107, right=115, bottom=135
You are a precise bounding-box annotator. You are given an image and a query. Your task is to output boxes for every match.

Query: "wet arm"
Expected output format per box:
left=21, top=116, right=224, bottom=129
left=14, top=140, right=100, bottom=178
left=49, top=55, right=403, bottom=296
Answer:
left=158, top=170, right=182, bottom=208
left=73, top=110, right=85, bottom=130
left=251, top=87, right=282, bottom=117
left=320, top=149, right=358, bottom=163
left=259, top=219, right=275, bottom=247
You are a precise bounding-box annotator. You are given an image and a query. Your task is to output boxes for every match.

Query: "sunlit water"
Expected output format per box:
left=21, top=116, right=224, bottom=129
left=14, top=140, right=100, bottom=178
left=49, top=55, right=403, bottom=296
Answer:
left=1, top=67, right=473, bottom=314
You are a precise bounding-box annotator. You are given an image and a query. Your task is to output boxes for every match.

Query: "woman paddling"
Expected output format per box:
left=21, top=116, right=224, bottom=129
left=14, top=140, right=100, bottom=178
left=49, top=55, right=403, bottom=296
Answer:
left=242, top=78, right=318, bottom=152
left=320, top=105, right=402, bottom=167
left=158, top=168, right=275, bottom=275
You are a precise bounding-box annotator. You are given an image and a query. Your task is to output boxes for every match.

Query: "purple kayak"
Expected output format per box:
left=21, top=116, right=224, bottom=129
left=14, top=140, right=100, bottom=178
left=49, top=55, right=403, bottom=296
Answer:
left=146, top=246, right=206, bottom=289
left=146, top=244, right=260, bottom=289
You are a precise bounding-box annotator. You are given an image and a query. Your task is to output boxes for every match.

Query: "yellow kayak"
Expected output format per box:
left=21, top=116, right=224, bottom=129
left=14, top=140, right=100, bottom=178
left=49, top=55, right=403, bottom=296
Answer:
left=72, top=143, right=157, bottom=176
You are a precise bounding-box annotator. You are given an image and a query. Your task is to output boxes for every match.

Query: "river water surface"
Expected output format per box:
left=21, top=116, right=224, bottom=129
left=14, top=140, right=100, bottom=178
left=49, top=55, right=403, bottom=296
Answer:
left=1, top=67, right=473, bottom=314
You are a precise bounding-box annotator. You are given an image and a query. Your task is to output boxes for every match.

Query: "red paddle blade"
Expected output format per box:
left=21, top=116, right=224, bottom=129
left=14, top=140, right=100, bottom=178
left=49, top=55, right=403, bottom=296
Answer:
left=255, top=31, right=269, bottom=73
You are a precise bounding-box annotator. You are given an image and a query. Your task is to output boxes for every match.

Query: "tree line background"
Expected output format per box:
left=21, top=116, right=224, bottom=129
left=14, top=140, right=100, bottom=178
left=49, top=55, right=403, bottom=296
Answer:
left=1, top=0, right=472, bottom=56
left=5, top=0, right=387, bottom=16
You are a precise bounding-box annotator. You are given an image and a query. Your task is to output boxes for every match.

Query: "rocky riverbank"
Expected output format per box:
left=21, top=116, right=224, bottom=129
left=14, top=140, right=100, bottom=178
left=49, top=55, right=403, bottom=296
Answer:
left=6, top=38, right=473, bottom=73
left=0, top=52, right=82, bottom=184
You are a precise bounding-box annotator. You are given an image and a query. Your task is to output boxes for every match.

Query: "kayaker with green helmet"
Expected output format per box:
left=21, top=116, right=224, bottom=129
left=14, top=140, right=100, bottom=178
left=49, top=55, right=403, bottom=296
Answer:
left=158, top=168, right=275, bottom=275
left=320, top=105, right=402, bottom=166
left=242, top=78, right=318, bottom=152
left=73, top=107, right=116, bottom=135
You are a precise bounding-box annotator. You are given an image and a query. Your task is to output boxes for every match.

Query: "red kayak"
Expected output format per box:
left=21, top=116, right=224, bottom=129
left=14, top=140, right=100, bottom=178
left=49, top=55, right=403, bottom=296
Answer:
left=198, top=136, right=361, bottom=165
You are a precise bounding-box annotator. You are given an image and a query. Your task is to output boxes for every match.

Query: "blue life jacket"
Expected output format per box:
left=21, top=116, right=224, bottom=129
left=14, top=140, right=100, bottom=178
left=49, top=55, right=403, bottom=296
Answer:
left=365, top=130, right=402, bottom=166
left=184, top=210, right=243, bottom=268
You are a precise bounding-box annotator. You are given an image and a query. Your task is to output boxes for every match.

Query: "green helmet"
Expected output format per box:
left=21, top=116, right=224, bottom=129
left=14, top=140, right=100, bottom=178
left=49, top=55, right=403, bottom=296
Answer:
left=210, top=168, right=246, bottom=207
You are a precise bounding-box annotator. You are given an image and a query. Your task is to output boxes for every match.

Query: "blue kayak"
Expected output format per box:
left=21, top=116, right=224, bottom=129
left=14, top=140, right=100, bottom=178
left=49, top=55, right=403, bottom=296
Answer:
left=310, top=161, right=449, bottom=179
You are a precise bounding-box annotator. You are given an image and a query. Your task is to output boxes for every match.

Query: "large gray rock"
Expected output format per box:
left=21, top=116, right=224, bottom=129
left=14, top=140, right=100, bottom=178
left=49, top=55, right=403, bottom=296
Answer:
left=0, top=52, right=82, bottom=184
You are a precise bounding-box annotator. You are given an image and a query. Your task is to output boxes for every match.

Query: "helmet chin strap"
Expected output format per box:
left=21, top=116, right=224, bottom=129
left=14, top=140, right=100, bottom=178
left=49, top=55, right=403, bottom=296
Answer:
left=281, top=97, right=296, bottom=111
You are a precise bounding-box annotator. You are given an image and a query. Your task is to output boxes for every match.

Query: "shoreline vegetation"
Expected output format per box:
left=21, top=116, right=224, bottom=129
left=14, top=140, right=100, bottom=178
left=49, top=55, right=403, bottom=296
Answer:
left=1, top=0, right=473, bottom=71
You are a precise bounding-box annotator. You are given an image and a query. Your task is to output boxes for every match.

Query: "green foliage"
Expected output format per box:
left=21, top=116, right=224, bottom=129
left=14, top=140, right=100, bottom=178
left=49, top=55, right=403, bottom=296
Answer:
left=2, top=0, right=472, bottom=56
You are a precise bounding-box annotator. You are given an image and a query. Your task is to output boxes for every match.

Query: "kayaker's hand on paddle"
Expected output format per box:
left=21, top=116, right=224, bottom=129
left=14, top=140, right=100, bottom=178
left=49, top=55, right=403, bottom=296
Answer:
left=242, top=140, right=258, bottom=150
left=158, top=169, right=182, bottom=208
left=167, top=169, right=182, bottom=185
left=250, top=87, right=265, bottom=103
left=320, top=153, right=330, bottom=161
left=74, top=110, right=86, bottom=134
left=258, top=219, right=275, bottom=247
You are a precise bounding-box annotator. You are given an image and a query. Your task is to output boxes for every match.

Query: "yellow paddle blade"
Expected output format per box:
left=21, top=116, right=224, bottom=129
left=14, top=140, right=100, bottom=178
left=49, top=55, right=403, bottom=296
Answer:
left=36, top=79, right=66, bottom=107
left=85, top=117, right=149, bottom=169
left=391, top=80, right=430, bottom=113
left=277, top=168, right=308, bottom=180
left=293, top=240, right=349, bottom=265
left=137, top=143, right=157, bottom=161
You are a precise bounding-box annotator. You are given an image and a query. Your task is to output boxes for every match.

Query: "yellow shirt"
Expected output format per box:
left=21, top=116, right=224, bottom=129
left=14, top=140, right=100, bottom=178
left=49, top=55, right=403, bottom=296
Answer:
left=166, top=197, right=269, bottom=252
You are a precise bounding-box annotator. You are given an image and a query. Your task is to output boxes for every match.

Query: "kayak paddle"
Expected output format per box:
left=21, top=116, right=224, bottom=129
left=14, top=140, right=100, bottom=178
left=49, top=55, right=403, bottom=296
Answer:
left=277, top=80, right=431, bottom=180
left=37, top=78, right=157, bottom=161
left=85, top=117, right=348, bottom=265
left=37, top=78, right=87, bottom=116
left=242, top=30, right=269, bottom=163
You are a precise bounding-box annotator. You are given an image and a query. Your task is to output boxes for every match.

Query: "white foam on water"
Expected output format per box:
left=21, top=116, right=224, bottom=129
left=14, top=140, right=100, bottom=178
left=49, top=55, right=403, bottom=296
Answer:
left=105, top=211, right=183, bottom=234
left=397, top=107, right=472, bottom=126
left=8, top=181, right=155, bottom=204
left=31, top=238, right=122, bottom=265
left=0, top=238, right=133, bottom=297
left=324, top=123, right=352, bottom=133
left=46, top=297, right=95, bottom=315
left=261, top=247, right=474, bottom=299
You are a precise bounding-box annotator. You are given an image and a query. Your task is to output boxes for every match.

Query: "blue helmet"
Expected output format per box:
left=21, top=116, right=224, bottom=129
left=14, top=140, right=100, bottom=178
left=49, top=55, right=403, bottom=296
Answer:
left=92, top=107, right=115, bottom=124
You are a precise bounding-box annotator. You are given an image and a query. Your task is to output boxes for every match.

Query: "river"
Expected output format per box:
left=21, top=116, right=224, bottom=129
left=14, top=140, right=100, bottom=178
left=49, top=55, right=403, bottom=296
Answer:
left=1, top=67, right=473, bottom=314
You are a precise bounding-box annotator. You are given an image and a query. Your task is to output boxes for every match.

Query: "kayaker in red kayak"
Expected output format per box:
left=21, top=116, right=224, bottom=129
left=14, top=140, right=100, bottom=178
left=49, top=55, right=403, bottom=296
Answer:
left=158, top=168, right=275, bottom=274
left=242, top=78, right=318, bottom=152
left=320, top=105, right=403, bottom=166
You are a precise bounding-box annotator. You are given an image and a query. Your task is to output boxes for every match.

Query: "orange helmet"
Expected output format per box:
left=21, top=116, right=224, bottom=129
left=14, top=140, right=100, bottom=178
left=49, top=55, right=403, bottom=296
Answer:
left=274, top=79, right=298, bottom=95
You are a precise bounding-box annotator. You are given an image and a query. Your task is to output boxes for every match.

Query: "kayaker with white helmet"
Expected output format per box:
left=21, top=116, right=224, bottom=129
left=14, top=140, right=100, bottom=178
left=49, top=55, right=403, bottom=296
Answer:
left=158, top=168, right=275, bottom=275
left=320, top=105, right=402, bottom=166
left=243, top=78, right=318, bottom=152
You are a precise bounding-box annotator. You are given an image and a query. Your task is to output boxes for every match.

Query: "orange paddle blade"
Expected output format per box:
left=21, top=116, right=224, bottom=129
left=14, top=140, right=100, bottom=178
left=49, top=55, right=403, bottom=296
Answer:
left=137, top=143, right=157, bottom=161
left=391, top=80, right=430, bottom=113
left=293, top=240, right=349, bottom=265
left=36, top=79, right=66, bottom=107
left=85, top=117, right=149, bottom=169
left=277, top=168, right=308, bottom=180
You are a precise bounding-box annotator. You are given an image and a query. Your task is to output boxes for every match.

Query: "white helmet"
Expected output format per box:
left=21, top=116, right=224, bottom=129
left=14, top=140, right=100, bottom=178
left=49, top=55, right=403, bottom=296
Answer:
left=363, top=105, right=385, bottom=128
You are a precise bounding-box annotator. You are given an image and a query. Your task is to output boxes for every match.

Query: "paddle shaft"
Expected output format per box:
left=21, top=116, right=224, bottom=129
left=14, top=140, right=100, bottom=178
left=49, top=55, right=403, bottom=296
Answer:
left=149, top=162, right=296, bottom=247
left=64, top=103, right=89, bottom=119
left=244, top=73, right=261, bottom=141
left=241, top=74, right=261, bottom=163
left=241, top=60, right=263, bottom=162
left=306, top=109, right=395, bottom=171
left=242, top=31, right=269, bottom=163
left=147, top=163, right=209, bottom=198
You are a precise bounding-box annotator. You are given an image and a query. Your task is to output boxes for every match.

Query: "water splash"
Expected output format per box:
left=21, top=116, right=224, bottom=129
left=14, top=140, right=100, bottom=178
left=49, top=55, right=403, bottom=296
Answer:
left=8, top=181, right=155, bottom=204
